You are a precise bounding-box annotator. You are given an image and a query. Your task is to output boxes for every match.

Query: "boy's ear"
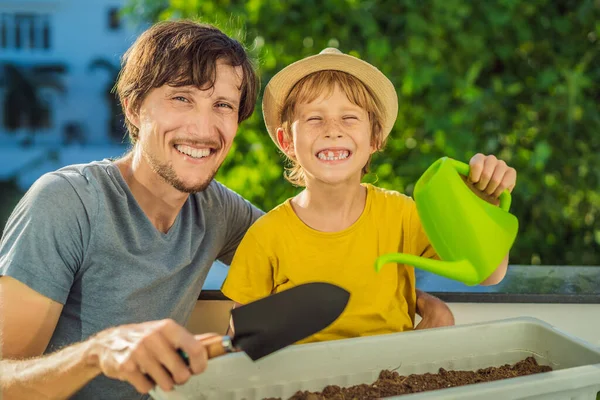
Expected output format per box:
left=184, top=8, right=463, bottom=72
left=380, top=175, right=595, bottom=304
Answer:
left=277, top=128, right=295, bottom=157
left=123, top=98, right=140, bottom=129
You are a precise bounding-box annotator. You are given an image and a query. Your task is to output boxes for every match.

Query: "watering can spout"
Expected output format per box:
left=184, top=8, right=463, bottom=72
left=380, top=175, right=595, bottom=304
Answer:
left=374, top=253, right=482, bottom=286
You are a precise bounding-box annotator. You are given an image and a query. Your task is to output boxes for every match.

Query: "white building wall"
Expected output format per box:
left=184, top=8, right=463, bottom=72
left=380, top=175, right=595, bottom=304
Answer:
left=0, top=0, right=143, bottom=147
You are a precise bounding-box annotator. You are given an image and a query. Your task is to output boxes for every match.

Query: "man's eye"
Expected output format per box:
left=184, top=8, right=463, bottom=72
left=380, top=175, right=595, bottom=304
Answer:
left=173, top=96, right=189, bottom=103
left=216, top=102, right=234, bottom=109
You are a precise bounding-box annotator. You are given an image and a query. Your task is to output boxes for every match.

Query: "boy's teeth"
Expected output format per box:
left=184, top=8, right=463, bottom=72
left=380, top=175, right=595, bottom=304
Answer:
left=175, top=145, right=211, bottom=159
left=317, top=150, right=350, bottom=161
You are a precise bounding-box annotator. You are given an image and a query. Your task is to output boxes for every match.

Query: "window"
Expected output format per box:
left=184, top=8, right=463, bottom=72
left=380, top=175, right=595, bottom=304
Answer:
left=108, top=8, right=120, bottom=30
left=0, top=13, right=51, bottom=51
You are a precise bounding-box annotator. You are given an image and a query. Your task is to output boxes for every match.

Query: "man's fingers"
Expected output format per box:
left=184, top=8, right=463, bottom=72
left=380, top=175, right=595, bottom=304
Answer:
left=123, top=369, right=155, bottom=394
left=158, top=320, right=211, bottom=376
left=145, top=329, right=192, bottom=385
left=179, top=335, right=211, bottom=375
left=111, top=357, right=154, bottom=394
left=135, top=342, right=178, bottom=391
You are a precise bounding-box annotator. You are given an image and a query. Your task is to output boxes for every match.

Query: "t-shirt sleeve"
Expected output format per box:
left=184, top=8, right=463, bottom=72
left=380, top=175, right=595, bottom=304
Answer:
left=213, top=182, right=264, bottom=265
left=220, top=229, right=274, bottom=305
left=408, top=198, right=439, bottom=260
left=0, top=173, right=93, bottom=304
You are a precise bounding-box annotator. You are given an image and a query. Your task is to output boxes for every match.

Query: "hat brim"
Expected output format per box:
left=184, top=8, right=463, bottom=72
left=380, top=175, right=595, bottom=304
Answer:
left=262, top=52, right=398, bottom=150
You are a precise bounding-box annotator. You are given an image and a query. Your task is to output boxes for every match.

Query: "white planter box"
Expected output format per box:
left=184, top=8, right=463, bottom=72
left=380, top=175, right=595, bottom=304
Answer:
left=150, top=317, right=600, bottom=400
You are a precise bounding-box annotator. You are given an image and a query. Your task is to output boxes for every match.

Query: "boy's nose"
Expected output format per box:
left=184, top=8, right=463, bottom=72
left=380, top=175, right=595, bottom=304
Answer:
left=323, top=120, right=345, bottom=138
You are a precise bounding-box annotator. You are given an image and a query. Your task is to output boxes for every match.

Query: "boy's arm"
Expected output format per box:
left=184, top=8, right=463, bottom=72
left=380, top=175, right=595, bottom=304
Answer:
left=221, top=228, right=275, bottom=335
left=414, top=289, right=455, bottom=330
left=464, top=153, right=516, bottom=285
left=225, top=302, right=244, bottom=337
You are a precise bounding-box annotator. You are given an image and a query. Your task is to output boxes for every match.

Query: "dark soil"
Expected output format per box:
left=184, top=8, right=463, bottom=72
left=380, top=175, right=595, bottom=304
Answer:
left=265, top=356, right=551, bottom=400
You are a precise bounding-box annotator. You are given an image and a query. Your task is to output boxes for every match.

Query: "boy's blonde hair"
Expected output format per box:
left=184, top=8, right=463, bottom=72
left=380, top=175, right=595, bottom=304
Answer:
left=279, top=70, right=387, bottom=187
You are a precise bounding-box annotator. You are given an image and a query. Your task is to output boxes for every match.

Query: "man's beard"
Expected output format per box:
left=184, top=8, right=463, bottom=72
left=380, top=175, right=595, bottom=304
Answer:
left=143, top=148, right=218, bottom=194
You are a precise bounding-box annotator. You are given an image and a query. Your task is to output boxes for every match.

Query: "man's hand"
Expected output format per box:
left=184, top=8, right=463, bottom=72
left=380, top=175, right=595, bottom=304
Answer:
left=86, top=319, right=220, bottom=394
left=414, top=290, right=455, bottom=330
left=465, top=153, right=517, bottom=205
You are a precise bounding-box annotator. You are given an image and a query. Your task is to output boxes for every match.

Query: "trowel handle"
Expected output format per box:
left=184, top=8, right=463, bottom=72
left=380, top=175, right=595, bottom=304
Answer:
left=204, top=335, right=236, bottom=359
left=175, top=336, right=235, bottom=363
left=449, top=158, right=512, bottom=211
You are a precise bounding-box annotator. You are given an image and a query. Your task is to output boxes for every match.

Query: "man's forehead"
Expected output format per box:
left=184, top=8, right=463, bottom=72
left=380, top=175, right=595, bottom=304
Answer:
left=164, top=61, right=243, bottom=92
left=217, top=63, right=244, bottom=88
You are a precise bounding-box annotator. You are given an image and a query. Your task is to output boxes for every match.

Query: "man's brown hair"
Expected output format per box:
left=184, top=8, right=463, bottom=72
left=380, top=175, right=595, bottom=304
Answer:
left=116, top=20, right=259, bottom=144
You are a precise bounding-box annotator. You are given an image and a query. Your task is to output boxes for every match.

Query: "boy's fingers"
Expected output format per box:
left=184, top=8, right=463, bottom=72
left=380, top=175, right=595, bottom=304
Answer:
left=475, top=155, right=497, bottom=191
left=468, top=153, right=486, bottom=183
left=505, top=168, right=517, bottom=193
left=486, top=161, right=507, bottom=195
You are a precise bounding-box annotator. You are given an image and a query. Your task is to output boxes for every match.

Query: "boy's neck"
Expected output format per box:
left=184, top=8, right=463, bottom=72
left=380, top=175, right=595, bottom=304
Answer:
left=291, top=179, right=367, bottom=233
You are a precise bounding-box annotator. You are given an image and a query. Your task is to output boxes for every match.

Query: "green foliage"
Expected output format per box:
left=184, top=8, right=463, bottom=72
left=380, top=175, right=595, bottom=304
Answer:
left=124, top=0, right=600, bottom=265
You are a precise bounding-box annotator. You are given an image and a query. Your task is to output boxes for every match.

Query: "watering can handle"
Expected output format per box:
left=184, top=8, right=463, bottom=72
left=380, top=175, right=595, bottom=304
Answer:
left=449, top=158, right=512, bottom=211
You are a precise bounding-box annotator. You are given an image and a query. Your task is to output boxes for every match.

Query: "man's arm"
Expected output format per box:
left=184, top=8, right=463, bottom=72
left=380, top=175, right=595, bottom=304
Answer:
left=0, top=276, right=101, bottom=399
left=0, top=277, right=216, bottom=399
left=213, top=182, right=264, bottom=265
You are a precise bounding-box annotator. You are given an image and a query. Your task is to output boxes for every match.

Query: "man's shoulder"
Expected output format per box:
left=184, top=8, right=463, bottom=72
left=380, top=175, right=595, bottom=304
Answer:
left=193, top=180, right=263, bottom=213
left=26, top=159, right=121, bottom=215
left=27, top=161, right=104, bottom=200
left=42, top=159, right=113, bottom=191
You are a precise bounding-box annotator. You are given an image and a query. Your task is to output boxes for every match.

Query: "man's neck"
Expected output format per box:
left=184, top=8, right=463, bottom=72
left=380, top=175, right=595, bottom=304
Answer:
left=114, top=150, right=189, bottom=234
left=292, top=178, right=367, bottom=232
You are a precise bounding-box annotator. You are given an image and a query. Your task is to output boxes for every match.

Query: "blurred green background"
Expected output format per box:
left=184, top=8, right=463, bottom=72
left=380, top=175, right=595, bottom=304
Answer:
left=2, top=0, right=599, bottom=266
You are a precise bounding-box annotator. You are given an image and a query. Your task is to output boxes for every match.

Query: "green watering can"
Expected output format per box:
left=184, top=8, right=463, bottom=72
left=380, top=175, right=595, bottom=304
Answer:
left=375, top=157, right=519, bottom=286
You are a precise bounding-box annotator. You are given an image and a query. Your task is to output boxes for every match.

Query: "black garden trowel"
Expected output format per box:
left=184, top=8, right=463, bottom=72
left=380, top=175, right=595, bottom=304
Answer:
left=202, top=282, right=350, bottom=360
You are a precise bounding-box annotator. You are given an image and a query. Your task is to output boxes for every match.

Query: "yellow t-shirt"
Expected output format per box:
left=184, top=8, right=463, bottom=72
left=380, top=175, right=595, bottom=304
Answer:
left=221, top=183, right=437, bottom=344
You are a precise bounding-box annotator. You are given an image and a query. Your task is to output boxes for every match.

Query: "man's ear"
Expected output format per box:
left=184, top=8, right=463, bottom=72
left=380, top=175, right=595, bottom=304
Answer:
left=123, top=98, right=140, bottom=129
left=277, top=128, right=295, bottom=157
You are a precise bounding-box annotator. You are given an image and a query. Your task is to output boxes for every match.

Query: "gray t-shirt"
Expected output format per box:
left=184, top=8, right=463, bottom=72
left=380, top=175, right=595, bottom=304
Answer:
left=0, top=159, right=263, bottom=399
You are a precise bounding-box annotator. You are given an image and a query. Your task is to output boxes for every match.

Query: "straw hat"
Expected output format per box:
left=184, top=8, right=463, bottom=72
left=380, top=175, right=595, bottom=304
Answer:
left=262, top=47, right=398, bottom=150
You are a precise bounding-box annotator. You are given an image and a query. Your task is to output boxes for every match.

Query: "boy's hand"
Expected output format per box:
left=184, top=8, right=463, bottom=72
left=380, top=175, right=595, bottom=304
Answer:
left=414, top=290, right=454, bottom=330
left=464, top=153, right=517, bottom=206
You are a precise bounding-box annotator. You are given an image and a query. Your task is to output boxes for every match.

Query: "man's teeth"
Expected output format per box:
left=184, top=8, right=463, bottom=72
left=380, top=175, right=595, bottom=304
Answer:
left=175, top=145, right=211, bottom=159
left=317, top=150, right=350, bottom=161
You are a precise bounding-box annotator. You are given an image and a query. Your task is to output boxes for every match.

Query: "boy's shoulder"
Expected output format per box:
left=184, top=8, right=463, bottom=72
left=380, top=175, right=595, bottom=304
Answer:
left=366, top=183, right=415, bottom=206
left=245, top=198, right=295, bottom=233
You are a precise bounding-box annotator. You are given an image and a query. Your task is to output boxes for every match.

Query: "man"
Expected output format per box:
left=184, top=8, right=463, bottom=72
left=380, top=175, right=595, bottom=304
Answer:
left=0, top=20, right=453, bottom=400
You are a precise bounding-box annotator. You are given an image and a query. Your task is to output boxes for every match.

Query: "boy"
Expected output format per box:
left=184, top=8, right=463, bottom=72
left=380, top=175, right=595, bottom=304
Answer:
left=221, top=48, right=516, bottom=343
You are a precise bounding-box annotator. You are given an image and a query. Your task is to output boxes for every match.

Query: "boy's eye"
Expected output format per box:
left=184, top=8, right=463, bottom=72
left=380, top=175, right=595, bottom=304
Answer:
left=307, top=116, right=322, bottom=121
left=343, top=115, right=359, bottom=120
left=173, top=96, right=190, bottom=103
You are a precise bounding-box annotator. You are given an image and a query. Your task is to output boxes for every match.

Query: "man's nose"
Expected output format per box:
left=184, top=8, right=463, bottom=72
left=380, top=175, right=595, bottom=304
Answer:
left=188, top=111, right=215, bottom=136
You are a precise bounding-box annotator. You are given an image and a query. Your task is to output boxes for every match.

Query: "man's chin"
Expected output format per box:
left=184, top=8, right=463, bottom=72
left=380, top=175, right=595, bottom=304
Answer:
left=172, top=178, right=214, bottom=194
